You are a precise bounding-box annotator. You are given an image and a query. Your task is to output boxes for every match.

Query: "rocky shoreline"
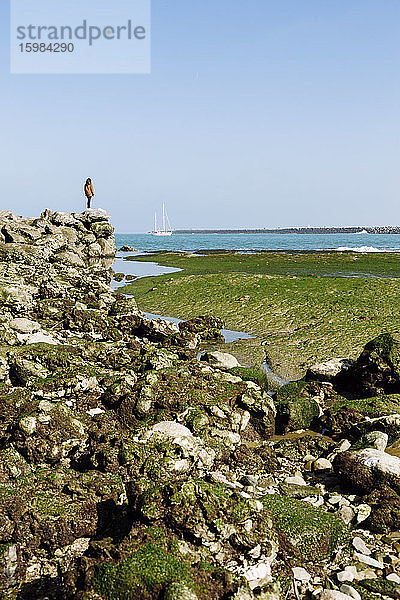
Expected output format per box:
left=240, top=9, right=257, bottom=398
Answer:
left=1, top=211, right=400, bottom=600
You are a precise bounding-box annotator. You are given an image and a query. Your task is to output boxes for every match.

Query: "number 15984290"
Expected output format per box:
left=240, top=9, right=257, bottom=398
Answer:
left=19, top=43, right=74, bottom=53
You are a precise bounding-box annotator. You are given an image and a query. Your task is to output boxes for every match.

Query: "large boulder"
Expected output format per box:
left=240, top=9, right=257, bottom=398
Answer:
left=80, top=208, right=111, bottom=223
left=337, top=333, right=400, bottom=397
left=333, top=448, right=400, bottom=495
left=51, top=250, right=85, bottom=267
left=200, top=351, right=240, bottom=370
left=306, top=358, right=354, bottom=383
left=50, top=211, right=79, bottom=227
left=179, top=316, right=224, bottom=342
left=274, top=381, right=321, bottom=433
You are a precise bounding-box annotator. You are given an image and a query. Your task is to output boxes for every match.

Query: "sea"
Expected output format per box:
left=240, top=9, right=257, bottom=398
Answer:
left=115, top=232, right=400, bottom=254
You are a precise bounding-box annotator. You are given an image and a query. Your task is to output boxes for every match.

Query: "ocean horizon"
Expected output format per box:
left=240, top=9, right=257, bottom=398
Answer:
left=115, top=232, right=400, bottom=254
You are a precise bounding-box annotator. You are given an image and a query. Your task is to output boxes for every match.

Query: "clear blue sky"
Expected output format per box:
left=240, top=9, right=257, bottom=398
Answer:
left=1, top=1, right=399, bottom=232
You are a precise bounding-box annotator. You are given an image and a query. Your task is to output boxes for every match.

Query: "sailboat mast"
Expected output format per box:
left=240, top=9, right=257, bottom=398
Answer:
left=162, top=203, right=166, bottom=232
left=154, top=212, right=157, bottom=233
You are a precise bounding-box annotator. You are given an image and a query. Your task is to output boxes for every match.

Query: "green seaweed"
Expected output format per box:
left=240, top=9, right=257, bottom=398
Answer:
left=92, top=543, right=192, bottom=599
left=262, top=494, right=350, bottom=561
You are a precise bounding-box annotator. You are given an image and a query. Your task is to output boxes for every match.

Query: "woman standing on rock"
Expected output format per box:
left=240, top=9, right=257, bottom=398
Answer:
left=84, top=178, right=94, bottom=209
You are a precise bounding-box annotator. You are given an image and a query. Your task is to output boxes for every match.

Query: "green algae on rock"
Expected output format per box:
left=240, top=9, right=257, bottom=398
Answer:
left=118, top=251, right=400, bottom=379
left=274, top=381, right=320, bottom=433
left=92, top=543, right=193, bottom=600
left=336, top=332, right=400, bottom=398
left=261, top=495, right=350, bottom=562
left=2, top=211, right=386, bottom=599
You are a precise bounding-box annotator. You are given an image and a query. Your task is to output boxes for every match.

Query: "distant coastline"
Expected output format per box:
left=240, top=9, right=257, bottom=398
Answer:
left=173, top=226, right=400, bottom=235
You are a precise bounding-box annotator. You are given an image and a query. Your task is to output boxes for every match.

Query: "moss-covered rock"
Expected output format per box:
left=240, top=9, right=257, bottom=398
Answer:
left=358, top=578, right=400, bottom=599
left=0, top=467, right=126, bottom=551
left=117, top=364, right=274, bottom=455
left=261, top=494, right=350, bottom=562
left=363, top=486, right=400, bottom=533
left=90, top=534, right=241, bottom=600
left=351, top=413, right=400, bottom=445
left=92, top=543, right=192, bottom=600
left=179, top=316, right=224, bottom=342
left=134, top=479, right=278, bottom=568
left=229, top=366, right=269, bottom=391
left=317, top=394, right=400, bottom=439
left=272, top=432, right=335, bottom=461
left=12, top=402, right=88, bottom=465
left=337, top=333, right=400, bottom=398
left=274, top=381, right=320, bottom=433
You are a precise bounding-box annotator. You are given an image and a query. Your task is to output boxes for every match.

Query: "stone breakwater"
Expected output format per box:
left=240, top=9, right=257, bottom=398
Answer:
left=1, top=212, right=400, bottom=600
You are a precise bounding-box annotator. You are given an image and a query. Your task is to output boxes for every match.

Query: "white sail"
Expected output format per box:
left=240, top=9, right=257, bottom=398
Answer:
left=149, top=204, right=173, bottom=236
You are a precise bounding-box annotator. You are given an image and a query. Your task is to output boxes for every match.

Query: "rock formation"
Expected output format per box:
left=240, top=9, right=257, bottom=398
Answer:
left=0, top=211, right=399, bottom=600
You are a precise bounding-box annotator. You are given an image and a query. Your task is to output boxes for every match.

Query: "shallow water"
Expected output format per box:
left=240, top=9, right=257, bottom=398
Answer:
left=262, top=361, right=288, bottom=386
left=111, top=255, right=181, bottom=290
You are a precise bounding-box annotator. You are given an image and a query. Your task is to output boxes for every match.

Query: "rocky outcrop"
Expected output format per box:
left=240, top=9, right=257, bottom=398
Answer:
left=0, top=210, right=355, bottom=600
left=0, top=208, right=116, bottom=263
left=335, top=333, right=400, bottom=397
left=5, top=210, right=400, bottom=600
left=179, top=316, right=225, bottom=342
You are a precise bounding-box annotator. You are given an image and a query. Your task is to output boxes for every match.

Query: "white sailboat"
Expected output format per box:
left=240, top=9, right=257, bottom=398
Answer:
left=149, top=203, right=173, bottom=236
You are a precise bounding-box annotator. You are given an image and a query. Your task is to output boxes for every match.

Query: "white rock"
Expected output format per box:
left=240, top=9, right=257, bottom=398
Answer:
left=240, top=411, right=251, bottom=431
left=211, top=405, right=226, bottom=419
left=355, top=504, right=371, bottom=523
left=172, top=459, right=190, bottom=472
left=285, top=476, right=307, bottom=486
left=292, top=567, right=311, bottom=583
left=340, top=585, right=361, bottom=600
left=313, top=458, right=332, bottom=471
left=356, top=570, right=377, bottom=581
left=80, top=208, right=111, bottom=222
left=210, top=471, right=238, bottom=489
left=19, top=416, right=37, bottom=435
left=51, top=211, right=79, bottom=226
left=387, top=573, right=400, bottom=583
left=9, top=318, right=40, bottom=334
left=220, top=373, right=243, bottom=384
left=38, top=400, right=54, bottom=413
left=354, top=552, right=383, bottom=569
left=243, top=562, right=272, bottom=590
left=352, top=537, right=371, bottom=555
left=38, top=414, right=50, bottom=424
left=75, top=377, right=100, bottom=392
left=336, top=440, right=352, bottom=452
left=320, top=590, right=355, bottom=600
left=25, top=331, right=59, bottom=345
left=328, top=495, right=342, bottom=505
left=152, top=421, right=193, bottom=438
left=248, top=545, right=261, bottom=559
left=304, top=454, right=316, bottom=461
left=337, top=566, right=358, bottom=582
left=87, top=408, right=105, bottom=417
left=200, top=351, right=240, bottom=370
left=358, top=431, right=389, bottom=452
left=307, top=358, right=354, bottom=382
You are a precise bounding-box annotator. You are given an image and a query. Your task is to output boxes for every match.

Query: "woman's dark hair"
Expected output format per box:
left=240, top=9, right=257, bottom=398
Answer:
left=86, top=178, right=92, bottom=185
